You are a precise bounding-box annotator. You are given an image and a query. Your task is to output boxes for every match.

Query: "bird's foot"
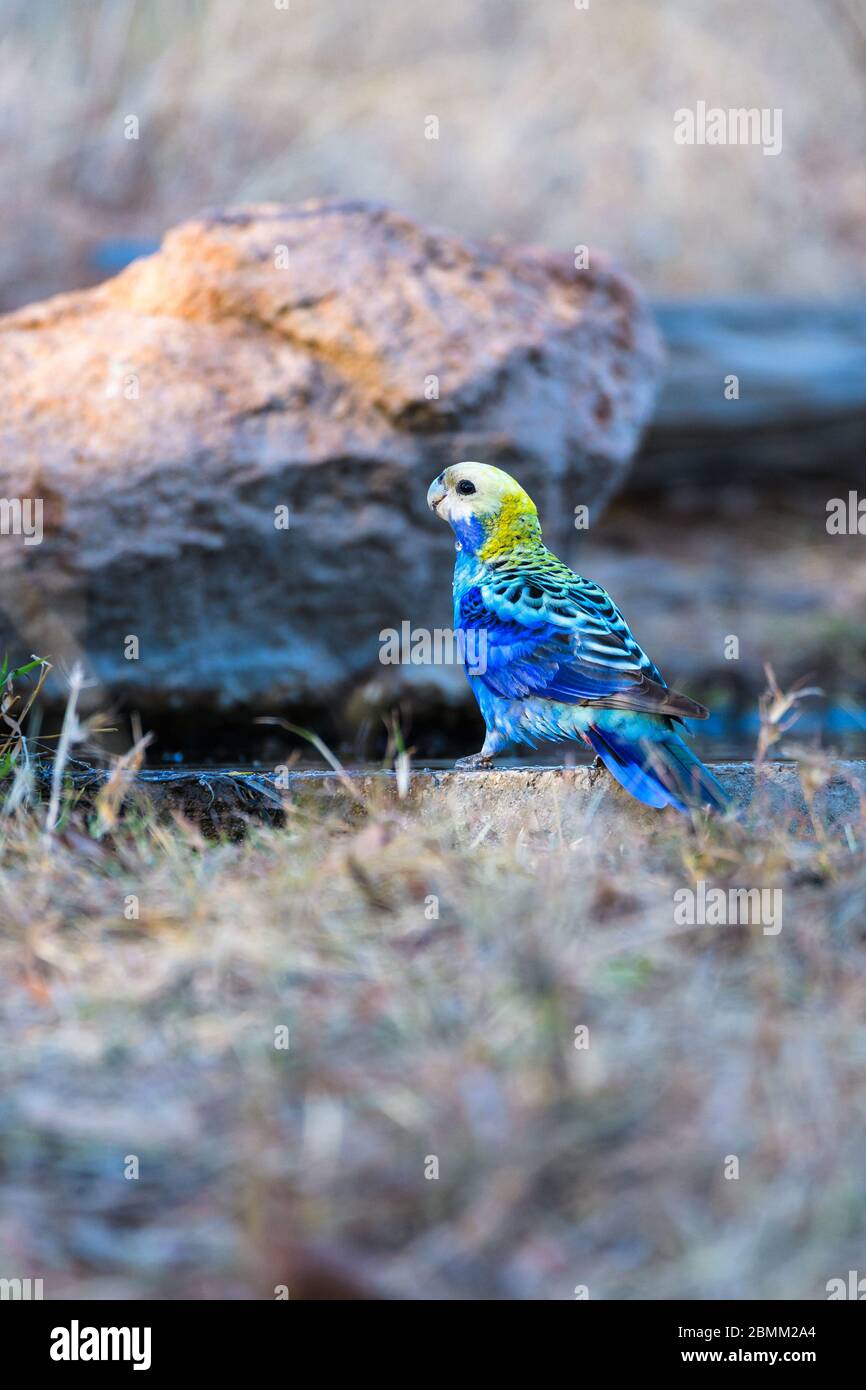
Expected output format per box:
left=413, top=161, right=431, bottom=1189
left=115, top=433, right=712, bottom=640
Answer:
left=587, top=754, right=606, bottom=788
left=454, top=752, right=494, bottom=771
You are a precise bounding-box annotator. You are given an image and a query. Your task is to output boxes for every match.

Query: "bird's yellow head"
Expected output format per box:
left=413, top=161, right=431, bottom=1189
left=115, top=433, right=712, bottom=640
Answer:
left=426, top=462, right=541, bottom=559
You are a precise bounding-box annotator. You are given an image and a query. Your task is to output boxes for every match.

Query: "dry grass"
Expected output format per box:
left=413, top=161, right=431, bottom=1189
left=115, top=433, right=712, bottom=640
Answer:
left=1, top=727, right=865, bottom=1299
left=1, top=0, right=865, bottom=310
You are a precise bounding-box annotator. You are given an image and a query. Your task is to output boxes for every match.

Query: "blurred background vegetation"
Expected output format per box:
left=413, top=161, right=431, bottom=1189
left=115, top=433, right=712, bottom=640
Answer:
left=1, top=0, right=865, bottom=311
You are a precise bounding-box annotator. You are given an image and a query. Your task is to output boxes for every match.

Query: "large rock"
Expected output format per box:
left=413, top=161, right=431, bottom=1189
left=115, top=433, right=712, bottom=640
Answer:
left=0, top=200, right=662, bottom=722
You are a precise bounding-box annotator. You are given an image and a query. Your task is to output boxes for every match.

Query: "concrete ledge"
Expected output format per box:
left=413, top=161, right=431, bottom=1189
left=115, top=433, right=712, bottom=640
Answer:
left=53, top=760, right=866, bottom=835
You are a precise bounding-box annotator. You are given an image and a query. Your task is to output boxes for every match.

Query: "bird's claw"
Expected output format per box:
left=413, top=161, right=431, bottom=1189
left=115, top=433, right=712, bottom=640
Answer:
left=587, top=754, right=605, bottom=787
left=454, top=753, right=494, bottom=770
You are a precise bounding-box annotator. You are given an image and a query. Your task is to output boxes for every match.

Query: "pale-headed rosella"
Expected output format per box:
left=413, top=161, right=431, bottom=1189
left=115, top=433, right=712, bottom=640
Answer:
left=427, top=461, right=729, bottom=814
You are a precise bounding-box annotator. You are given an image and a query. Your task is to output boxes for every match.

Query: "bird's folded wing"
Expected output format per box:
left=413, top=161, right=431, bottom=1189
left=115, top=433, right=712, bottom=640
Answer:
left=458, top=575, right=707, bottom=719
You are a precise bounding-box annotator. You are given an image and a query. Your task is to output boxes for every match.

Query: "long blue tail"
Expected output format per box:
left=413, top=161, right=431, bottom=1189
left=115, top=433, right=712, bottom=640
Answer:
left=586, top=722, right=730, bottom=815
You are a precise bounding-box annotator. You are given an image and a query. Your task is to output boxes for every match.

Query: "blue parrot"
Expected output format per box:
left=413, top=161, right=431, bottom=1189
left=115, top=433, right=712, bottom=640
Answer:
left=427, top=461, right=729, bottom=814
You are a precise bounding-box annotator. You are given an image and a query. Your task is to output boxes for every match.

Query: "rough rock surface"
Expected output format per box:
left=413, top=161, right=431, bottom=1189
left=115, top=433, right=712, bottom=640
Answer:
left=0, top=199, right=662, bottom=718
left=56, top=760, right=866, bottom=839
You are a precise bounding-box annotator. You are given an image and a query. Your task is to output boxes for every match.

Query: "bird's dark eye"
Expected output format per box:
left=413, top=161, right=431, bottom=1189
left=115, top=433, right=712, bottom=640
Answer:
left=456, top=479, right=476, bottom=496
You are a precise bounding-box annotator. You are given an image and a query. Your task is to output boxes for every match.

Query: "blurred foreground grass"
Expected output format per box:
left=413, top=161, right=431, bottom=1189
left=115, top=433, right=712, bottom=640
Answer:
left=1, top=736, right=865, bottom=1299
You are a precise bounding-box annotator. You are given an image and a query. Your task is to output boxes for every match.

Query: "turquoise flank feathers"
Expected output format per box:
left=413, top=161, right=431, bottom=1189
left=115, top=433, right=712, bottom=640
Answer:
left=426, top=462, right=729, bottom=815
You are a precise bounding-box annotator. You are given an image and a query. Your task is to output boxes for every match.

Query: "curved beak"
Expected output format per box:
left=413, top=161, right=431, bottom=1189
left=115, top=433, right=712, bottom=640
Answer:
left=427, top=477, right=447, bottom=514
